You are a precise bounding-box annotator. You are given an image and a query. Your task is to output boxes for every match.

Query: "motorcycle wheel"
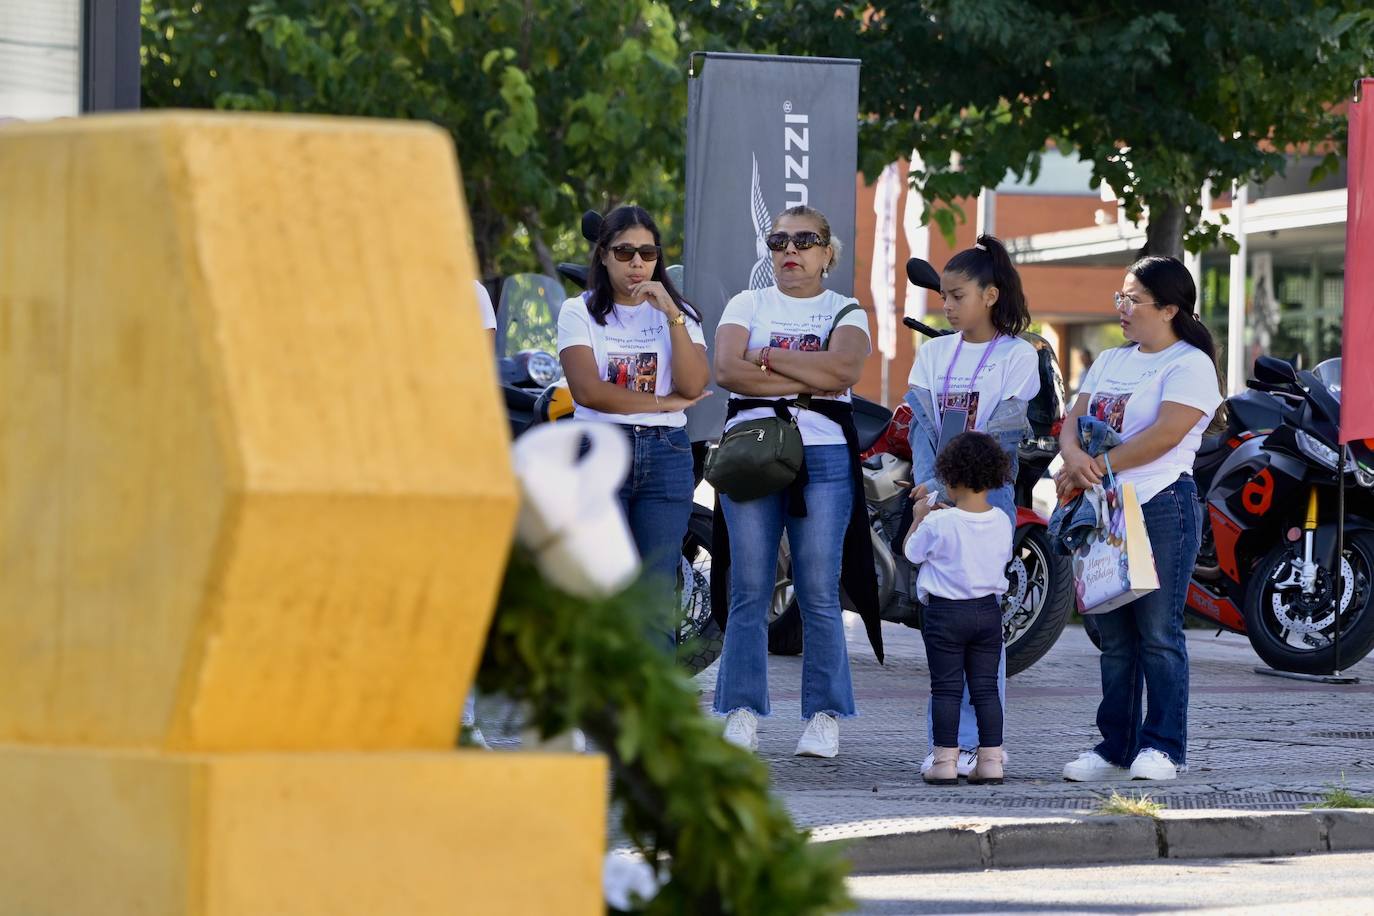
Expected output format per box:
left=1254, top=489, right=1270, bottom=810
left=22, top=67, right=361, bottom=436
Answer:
left=1004, top=527, right=1074, bottom=676
left=1243, top=528, right=1374, bottom=674
left=678, top=507, right=724, bottom=675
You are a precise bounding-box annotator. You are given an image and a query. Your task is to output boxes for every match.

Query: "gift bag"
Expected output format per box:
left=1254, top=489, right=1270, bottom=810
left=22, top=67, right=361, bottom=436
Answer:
left=1071, top=464, right=1159, bottom=615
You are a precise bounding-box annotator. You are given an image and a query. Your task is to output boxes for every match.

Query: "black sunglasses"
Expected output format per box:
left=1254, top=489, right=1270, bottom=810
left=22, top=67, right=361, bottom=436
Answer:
left=608, top=244, right=661, bottom=262
left=765, top=231, right=830, bottom=252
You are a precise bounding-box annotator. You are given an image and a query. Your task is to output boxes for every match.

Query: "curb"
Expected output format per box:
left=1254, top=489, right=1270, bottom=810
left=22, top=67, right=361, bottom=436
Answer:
left=815, top=808, right=1374, bottom=874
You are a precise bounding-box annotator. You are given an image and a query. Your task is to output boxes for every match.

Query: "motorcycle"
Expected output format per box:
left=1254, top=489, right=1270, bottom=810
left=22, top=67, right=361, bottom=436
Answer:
left=496, top=255, right=724, bottom=675
left=764, top=257, right=1076, bottom=676
left=1183, top=354, right=1374, bottom=673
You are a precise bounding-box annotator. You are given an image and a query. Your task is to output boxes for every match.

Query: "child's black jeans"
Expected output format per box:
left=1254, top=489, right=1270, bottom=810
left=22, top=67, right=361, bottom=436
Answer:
left=922, top=594, right=1004, bottom=748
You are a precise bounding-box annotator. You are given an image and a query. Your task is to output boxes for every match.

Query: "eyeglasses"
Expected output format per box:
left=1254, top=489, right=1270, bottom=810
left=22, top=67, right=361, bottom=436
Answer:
left=608, top=244, right=661, bottom=262
left=765, top=231, right=830, bottom=252
left=1113, top=292, right=1156, bottom=312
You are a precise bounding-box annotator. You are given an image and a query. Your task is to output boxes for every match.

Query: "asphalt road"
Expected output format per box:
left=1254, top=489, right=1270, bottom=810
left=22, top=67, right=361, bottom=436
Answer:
left=848, top=852, right=1374, bottom=914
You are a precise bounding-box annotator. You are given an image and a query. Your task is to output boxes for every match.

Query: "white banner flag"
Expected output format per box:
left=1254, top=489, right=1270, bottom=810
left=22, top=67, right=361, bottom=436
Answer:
left=871, top=161, right=902, bottom=359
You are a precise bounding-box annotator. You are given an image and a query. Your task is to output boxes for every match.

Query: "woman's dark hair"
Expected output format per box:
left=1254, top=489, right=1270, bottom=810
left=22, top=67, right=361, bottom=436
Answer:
left=1128, top=255, right=1227, bottom=428
left=586, top=205, right=700, bottom=327
left=935, top=431, right=1011, bottom=493
left=943, top=234, right=1031, bottom=337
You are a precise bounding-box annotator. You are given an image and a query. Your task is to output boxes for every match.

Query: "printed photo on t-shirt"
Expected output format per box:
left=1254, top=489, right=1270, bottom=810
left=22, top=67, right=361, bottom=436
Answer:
left=1090, top=393, right=1131, bottom=433
left=607, top=351, right=658, bottom=393
left=938, top=391, right=981, bottom=431
left=769, top=331, right=823, bottom=352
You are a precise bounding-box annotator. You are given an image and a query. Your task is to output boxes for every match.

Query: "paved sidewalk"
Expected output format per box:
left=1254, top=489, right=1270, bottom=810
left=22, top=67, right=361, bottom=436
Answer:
left=692, top=619, right=1374, bottom=838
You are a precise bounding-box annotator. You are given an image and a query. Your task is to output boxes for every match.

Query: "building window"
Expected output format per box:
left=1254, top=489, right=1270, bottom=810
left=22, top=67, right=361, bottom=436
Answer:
left=0, top=0, right=81, bottom=119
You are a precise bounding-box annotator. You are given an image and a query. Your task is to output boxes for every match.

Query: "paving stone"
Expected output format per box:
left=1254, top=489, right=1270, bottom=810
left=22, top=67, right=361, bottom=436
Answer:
left=987, top=816, right=1160, bottom=868
left=1319, top=809, right=1374, bottom=852
left=1161, top=811, right=1325, bottom=859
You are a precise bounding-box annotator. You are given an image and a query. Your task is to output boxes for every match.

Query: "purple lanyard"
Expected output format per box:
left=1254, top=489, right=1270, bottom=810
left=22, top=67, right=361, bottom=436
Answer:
left=940, top=334, right=1002, bottom=421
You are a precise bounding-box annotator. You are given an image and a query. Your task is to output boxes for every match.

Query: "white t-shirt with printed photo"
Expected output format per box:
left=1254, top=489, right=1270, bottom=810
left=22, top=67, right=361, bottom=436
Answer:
left=556, top=294, right=707, bottom=428
left=718, top=286, right=872, bottom=447
left=1081, top=341, right=1223, bottom=504
left=908, top=332, right=1040, bottom=432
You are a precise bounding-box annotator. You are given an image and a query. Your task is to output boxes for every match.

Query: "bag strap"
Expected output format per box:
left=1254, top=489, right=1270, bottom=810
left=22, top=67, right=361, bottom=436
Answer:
left=797, top=300, right=863, bottom=411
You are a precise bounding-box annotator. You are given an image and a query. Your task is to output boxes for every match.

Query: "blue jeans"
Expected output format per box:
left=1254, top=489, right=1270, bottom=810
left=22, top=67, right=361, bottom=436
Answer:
left=714, top=444, right=856, bottom=719
left=1093, top=476, right=1201, bottom=768
left=925, top=498, right=1013, bottom=752
left=616, top=425, right=695, bottom=645
left=923, top=596, right=1004, bottom=748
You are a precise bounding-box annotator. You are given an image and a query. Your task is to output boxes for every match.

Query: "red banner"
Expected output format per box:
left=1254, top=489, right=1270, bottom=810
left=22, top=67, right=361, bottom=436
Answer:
left=1343, top=78, right=1374, bottom=444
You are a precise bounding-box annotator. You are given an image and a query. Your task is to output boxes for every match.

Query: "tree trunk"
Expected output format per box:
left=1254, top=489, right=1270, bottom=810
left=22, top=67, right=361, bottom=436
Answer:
left=1139, top=196, right=1187, bottom=260
left=522, top=209, right=559, bottom=278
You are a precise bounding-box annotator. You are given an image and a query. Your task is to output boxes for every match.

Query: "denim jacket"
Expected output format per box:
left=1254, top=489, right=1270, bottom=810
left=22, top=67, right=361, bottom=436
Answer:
left=1046, top=416, right=1122, bottom=554
left=904, top=385, right=1028, bottom=530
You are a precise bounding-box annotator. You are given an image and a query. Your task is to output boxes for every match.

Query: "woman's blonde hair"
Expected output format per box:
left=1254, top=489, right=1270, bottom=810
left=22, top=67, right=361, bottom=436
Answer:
left=774, top=205, right=843, bottom=271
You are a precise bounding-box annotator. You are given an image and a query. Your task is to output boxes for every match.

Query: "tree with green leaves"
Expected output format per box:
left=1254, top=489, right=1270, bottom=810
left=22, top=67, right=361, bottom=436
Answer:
left=674, top=0, right=1374, bottom=257
left=142, top=0, right=690, bottom=277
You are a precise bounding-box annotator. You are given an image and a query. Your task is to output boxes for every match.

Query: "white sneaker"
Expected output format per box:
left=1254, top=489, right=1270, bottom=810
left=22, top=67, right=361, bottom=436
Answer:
left=722, top=708, right=759, bottom=752
left=1063, top=750, right=1130, bottom=782
left=795, top=713, right=840, bottom=758
left=1129, top=748, right=1178, bottom=780
left=920, top=747, right=1007, bottom=777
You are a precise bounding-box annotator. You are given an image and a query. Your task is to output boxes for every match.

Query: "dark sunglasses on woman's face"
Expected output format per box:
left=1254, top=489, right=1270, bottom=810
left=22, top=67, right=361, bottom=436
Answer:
left=608, top=244, right=661, bottom=262
left=765, top=231, right=829, bottom=252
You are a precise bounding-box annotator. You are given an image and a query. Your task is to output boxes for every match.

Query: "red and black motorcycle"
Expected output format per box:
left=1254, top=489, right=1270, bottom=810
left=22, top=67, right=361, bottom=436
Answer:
left=1182, top=355, right=1374, bottom=673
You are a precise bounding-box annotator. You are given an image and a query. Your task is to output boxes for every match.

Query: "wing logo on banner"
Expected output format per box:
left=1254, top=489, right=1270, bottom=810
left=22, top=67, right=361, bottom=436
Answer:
left=748, top=154, right=776, bottom=290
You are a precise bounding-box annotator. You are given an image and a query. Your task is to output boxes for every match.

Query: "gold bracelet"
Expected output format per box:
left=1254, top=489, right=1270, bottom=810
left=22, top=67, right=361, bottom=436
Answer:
left=667, top=312, right=686, bottom=327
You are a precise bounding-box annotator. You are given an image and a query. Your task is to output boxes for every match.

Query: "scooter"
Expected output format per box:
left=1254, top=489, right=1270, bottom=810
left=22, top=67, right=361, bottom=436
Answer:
left=1184, top=355, right=1374, bottom=673
left=764, top=258, right=1076, bottom=676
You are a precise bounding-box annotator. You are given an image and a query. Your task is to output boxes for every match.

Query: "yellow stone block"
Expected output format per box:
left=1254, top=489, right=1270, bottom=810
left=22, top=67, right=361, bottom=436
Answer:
left=0, top=745, right=607, bottom=916
left=0, top=113, right=517, bottom=750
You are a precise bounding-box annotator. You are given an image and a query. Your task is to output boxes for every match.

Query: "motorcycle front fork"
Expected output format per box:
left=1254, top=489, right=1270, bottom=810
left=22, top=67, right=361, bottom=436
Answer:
left=1299, top=486, right=1320, bottom=595
left=1273, top=487, right=1322, bottom=596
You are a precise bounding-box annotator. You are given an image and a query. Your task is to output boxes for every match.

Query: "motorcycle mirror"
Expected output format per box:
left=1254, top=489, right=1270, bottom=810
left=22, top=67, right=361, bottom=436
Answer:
left=905, top=257, right=941, bottom=292
left=1254, top=355, right=1299, bottom=386
left=581, top=210, right=603, bottom=243
left=557, top=262, right=589, bottom=290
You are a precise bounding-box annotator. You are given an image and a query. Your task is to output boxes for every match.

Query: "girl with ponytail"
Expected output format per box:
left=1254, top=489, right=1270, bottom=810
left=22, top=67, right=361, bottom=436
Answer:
left=1056, top=256, right=1223, bottom=784
left=905, top=234, right=1041, bottom=784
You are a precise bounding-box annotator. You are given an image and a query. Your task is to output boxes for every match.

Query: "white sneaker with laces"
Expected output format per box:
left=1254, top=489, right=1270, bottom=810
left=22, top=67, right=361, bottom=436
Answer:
left=1129, top=748, right=1178, bottom=780
left=722, top=708, right=759, bottom=752
left=795, top=713, right=840, bottom=758
left=1063, top=750, right=1130, bottom=781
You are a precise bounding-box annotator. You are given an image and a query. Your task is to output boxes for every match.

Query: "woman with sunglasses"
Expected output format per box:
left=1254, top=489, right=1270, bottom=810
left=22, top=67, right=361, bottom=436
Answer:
left=712, top=204, right=879, bottom=759
left=556, top=206, right=710, bottom=644
left=1056, top=256, right=1222, bottom=783
left=905, top=235, right=1037, bottom=784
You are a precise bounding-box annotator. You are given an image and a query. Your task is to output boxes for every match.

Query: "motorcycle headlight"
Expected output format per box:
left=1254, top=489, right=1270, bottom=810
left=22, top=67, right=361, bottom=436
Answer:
left=1295, top=430, right=1340, bottom=471
left=526, top=351, right=562, bottom=387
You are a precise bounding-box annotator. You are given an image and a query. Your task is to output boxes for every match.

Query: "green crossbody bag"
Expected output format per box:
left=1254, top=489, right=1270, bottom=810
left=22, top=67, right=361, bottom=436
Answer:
left=705, top=302, right=862, bottom=501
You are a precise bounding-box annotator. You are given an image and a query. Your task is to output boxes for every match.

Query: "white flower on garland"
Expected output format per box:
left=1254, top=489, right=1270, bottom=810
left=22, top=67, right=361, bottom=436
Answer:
left=512, top=422, right=640, bottom=598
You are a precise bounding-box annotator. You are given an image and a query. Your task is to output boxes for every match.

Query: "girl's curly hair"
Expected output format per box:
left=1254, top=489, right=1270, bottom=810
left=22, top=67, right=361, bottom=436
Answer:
left=936, top=431, right=1011, bottom=493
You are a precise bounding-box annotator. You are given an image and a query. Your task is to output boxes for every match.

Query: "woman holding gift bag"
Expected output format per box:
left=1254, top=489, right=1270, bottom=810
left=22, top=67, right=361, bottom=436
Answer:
left=1055, top=256, right=1223, bottom=782
left=557, top=206, right=710, bottom=645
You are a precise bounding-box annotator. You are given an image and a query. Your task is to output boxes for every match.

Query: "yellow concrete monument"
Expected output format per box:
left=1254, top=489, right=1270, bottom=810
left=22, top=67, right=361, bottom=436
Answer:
left=0, top=113, right=605, bottom=914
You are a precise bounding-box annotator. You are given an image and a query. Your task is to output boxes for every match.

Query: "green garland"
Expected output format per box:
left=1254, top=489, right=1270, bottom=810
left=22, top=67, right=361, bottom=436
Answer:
left=477, top=550, right=852, bottom=915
